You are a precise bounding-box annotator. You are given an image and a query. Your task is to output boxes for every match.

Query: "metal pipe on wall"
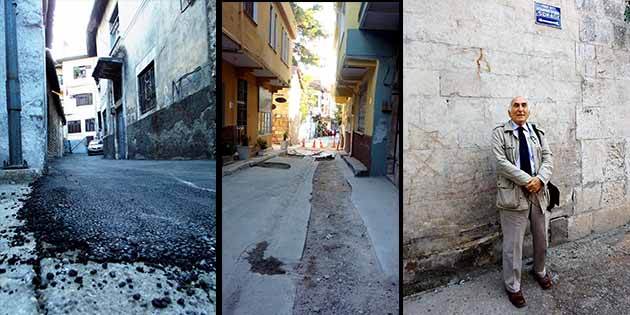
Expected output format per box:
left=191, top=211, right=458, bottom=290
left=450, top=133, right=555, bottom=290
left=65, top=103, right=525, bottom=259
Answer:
left=4, top=0, right=27, bottom=169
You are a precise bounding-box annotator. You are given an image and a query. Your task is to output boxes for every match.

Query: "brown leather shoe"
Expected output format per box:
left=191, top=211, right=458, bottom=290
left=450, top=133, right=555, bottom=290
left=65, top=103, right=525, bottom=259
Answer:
left=530, top=270, right=553, bottom=290
left=505, top=289, right=527, bottom=308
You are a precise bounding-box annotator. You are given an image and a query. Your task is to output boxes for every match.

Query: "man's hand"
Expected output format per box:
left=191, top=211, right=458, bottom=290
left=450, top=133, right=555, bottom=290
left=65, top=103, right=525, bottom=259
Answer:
left=525, top=177, right=543, bottom=193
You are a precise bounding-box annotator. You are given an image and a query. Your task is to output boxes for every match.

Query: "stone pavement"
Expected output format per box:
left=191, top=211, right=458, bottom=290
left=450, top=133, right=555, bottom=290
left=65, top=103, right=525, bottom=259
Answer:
left=404, top=224, right=630, bottom=315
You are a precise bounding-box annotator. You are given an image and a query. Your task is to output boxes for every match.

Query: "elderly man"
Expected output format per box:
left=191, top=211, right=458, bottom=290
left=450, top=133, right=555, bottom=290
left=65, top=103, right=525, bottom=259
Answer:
left=492, top=96, right=554, bottom=308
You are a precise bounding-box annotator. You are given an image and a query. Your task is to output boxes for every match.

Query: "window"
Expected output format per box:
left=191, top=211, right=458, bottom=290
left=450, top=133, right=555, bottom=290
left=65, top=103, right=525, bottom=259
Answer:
left=73, top=65, right=91, bottom=79
left=74, top=93, right=93, bottom=106
left=57, top=74, right=63, bottom=86
left=237, top=80, right=247, bottom=127
left=268, top=5, right=273, bottom=46
left=258, top=112, right=272, bottom=135
left=281, top=29, right=289, bottom=64
left=109, top=4, right=120, bottom=49
left=138, top=62, right=157, bottom=114
left=68, top=120, right=81, bottom=134
left=244, top=2, right=257, bottom=23
left=273, top=13, right=278, bottom=51
left=85, top=118, right=95, bottom=132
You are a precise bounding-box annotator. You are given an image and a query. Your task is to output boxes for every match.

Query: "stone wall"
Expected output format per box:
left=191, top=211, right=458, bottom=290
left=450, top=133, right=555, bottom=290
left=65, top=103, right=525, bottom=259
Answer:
left=0, top=0, right=47, bottom=172
left=403, top=0, right=630, bottom=295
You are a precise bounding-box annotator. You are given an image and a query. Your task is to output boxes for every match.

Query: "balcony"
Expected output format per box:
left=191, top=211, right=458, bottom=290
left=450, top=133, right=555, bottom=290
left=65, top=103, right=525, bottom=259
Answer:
left=358, top=2, right=399, bottom=31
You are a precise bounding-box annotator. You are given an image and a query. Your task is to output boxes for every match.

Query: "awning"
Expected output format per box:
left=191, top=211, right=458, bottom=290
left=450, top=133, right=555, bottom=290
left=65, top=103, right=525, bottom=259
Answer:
left=92, top=57, right=123, bottom=80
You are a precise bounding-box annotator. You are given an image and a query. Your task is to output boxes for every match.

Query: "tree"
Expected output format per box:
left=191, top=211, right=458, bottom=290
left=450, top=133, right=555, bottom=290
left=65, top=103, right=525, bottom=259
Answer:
left=299, top=75, right=318, bottom=122
left=626, top=0, right=630, bottom=22
left=290, top=3, right=327, bottom=66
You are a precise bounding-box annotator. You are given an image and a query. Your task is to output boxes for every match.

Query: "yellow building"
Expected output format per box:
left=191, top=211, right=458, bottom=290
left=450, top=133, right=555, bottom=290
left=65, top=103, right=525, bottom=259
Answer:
left=222, top=2, right=297, bottom=158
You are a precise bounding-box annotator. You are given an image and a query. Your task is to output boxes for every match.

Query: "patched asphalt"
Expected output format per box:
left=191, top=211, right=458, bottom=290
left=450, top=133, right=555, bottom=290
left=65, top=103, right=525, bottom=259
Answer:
left=17, top=154, right=216, bottom=272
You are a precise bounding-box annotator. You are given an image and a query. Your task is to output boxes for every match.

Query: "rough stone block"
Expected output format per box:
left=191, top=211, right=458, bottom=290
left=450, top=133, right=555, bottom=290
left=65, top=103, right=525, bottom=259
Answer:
left=479, top=73, right=522, bottom=98
left=549, top=216, right=569, bottom=246
left=440, top=71, right=481, bottom=97
left=592, top=205, right=630, bottom=233
left=568, top=212, right=593, bottom=240
left=605, top=141, right=626, bottom=181
left=576, top=183, right=602, bottom=213
left=553, top=58, right=579, bottom=81
left=405, top=70, right=440, bottom=96
left=601, top=180, right=626, bottom=208
left=576, top=106, right=613, bottom=139
left=581, top=139, right=607, bottom=184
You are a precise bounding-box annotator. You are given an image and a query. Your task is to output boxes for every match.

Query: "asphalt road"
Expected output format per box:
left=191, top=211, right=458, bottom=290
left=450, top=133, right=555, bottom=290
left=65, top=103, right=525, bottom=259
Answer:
left=222, top=156, right=316, bottom=315
left=19, top=154, right=216, bottom=271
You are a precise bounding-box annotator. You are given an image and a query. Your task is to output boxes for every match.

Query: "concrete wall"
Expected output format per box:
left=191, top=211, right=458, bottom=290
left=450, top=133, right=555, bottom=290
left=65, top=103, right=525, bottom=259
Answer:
left=0, top=0, right=47, bottom=171
left=403, top=0, right=630, bottom=295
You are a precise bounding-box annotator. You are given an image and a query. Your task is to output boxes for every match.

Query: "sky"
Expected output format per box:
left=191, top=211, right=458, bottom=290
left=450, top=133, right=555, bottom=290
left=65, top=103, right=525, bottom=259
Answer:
left=51, top=0, right=95, bottom=59
left=296, top=2, right=337, bottom=89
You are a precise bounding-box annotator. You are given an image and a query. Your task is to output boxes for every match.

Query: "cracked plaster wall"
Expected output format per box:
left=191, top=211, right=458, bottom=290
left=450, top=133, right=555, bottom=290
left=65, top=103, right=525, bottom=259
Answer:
left=403, top=0, right=630, bottom=295
left=0, top=0, right=47, bottom=172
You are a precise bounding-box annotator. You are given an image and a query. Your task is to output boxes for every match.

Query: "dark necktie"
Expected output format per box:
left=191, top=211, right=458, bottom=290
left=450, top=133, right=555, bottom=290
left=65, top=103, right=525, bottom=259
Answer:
left=517, top=127, right=532, bottom=175
left=517, top=126, right=532, bottom=175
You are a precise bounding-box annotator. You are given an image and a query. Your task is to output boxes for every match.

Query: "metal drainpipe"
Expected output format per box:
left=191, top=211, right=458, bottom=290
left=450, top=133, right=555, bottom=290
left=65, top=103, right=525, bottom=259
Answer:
left=4, top=0, right=27, bottom=169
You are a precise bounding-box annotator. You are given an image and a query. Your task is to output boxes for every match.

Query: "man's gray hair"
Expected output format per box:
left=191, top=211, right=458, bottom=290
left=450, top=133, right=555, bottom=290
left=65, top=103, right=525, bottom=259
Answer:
left=508, top=96, right=527, bottom=111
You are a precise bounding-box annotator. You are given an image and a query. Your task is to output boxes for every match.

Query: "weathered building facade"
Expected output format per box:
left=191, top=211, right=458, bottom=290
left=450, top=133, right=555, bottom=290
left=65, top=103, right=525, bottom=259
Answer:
left=221, top=2, right=297, bottom=158
left=0, top=0, right=64, bottom=174
left=56, top=55, right=99, bottom=154
left=333, top=2, right=400, bottom=180
left=404, top=0, right=630, bottom=295
left=87, top=0, right=214, bottom=160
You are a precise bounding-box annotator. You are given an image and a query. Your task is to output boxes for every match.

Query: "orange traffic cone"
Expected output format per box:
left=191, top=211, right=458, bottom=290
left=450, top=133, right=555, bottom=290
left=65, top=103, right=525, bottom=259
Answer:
left=319, top=139, right=323, bottom=149
left=312, top=140, right=316, bottom=148
left=302, top=139, right=305, bottom=148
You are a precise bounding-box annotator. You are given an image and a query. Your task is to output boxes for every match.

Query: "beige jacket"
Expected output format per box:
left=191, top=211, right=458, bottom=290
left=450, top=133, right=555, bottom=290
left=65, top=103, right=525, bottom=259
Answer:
left=492, top=120, right=553, bottom=211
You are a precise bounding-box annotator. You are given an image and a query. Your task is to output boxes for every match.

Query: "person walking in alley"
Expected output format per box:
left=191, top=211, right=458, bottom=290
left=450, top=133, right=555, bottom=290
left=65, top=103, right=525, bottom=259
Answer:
left=492, top=96, right=554, bottom=308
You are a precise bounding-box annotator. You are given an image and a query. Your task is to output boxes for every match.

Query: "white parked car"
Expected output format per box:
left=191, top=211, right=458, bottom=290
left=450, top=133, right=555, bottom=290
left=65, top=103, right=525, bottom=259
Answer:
left=87, top=139, right=103, bottom=156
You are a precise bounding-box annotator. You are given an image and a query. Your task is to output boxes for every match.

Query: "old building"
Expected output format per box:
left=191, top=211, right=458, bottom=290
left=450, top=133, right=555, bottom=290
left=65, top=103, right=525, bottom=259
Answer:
left=86, top=0, right=214, bottom=160
left=221, top=2, right=297, bottom=158
left=0, top=0, right=65, bottom=174
left=404, top=0, right=630, bottom=295
left=333, top=2, right=400, bottom=181
left=55, top=55, right=99, bottom=154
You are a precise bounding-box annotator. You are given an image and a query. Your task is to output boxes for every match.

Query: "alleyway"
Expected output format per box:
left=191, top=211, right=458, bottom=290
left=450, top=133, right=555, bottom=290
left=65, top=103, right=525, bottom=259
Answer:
left=222, top=152, right=398, bottom=314
left=404, top=224, right=630, bottom=315
left=0, top=154, right=216, bottom=314
left=293, top=159, right=398, bottom=314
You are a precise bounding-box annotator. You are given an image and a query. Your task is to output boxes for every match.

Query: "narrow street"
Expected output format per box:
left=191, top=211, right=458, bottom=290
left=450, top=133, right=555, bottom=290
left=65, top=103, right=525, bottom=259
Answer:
left=0, top=154, right=216, bottom=314
left=222, top=152, right=398, bottom=314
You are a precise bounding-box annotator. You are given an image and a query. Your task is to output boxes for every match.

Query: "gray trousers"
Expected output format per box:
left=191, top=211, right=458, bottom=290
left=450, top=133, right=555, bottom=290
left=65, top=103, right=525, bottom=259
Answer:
left=500, top=192, right=549, bottom=293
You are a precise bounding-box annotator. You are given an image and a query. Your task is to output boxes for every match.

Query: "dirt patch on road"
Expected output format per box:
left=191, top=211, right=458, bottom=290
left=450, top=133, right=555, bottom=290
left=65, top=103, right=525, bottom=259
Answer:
left=293, top=160, right=398, bottom=314
left=245, top=241, right=286, bottom=275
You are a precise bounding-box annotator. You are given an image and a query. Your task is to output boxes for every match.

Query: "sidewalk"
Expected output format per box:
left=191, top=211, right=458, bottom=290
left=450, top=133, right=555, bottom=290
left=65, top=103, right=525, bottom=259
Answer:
left=404, top=224, right=630, bottom=315
left=222, top=148, right=286, bottom=177
left=335, top=156, right=399, bottom=282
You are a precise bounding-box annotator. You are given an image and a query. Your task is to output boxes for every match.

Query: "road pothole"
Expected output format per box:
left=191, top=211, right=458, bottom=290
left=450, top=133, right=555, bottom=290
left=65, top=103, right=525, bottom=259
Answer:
left=245, top=241, right=286, bottom=275
left=255, top=162, right=291, bottom=169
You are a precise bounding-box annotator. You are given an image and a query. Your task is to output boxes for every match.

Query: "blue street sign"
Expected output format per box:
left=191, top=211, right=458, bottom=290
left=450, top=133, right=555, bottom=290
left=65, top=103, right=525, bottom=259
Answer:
left=535, top=2, right=561, bottom=29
